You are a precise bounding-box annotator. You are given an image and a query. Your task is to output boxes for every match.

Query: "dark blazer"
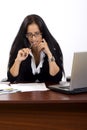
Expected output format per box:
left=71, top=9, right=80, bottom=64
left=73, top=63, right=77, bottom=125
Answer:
left=7, top=43, right=64, bottom=83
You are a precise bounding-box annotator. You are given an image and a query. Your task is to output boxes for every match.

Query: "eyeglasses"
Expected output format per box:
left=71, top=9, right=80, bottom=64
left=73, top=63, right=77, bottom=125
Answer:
left=26, top=32, right=42, bottom=39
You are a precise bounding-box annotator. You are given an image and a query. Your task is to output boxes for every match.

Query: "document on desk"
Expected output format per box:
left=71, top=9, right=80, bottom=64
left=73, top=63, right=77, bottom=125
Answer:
left=0, top=82, right=20, bottom=95
left=11, top=83, right=49, bottom=92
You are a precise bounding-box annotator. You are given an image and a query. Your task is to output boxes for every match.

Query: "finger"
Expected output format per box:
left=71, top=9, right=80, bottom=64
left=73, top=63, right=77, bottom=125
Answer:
left=38, top=45, right=45, bottom=52
left=42, top=38, right=46, bottom=43
left=19, top=50, right=26, bottom=57
left=20, top=51, right=24, bottom=57
left=26, top=48, right=31, bottom=54
left=42, top=39, right=44, bottom=43
left=21, top=49, right=29, bottom=56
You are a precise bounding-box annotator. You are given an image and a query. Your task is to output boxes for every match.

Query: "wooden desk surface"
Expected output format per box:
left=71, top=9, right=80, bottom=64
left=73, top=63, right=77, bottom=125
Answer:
left=0, top=88, right=87, bottom=130
left=0, top=89, right=87, bottom=104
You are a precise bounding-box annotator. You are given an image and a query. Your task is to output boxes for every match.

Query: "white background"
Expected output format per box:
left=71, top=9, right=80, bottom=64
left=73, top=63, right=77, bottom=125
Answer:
left=0, top=0, right=87, bottom=81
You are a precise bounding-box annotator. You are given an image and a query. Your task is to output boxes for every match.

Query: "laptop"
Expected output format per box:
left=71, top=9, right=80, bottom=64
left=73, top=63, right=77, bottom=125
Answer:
left=48, top=52, right=87, bottom=94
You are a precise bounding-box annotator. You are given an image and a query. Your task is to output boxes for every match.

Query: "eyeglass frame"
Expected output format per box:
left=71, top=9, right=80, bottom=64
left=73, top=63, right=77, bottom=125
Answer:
left=26, top=32, right=42, bottom=39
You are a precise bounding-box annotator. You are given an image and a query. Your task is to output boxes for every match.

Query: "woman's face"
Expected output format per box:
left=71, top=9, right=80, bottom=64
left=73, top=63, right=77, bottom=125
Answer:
left=26, top=23, right=42, bottom=48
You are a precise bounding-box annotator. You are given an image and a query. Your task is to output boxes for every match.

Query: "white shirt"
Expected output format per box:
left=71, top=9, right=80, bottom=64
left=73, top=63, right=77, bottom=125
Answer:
left=30, top=51, right=45, bottom=75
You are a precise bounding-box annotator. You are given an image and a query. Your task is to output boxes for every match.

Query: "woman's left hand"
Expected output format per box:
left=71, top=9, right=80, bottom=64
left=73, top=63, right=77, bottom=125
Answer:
left=38, top=39, right=51, bottom=56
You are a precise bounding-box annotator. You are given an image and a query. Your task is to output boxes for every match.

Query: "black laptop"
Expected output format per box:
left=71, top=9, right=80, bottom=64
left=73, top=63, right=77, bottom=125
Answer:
left=48, top=52, right=87, bottom=94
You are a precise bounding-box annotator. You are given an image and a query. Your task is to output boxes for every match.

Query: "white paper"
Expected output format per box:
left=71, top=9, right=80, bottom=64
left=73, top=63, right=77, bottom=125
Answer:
left=11, top=83, right=49, bottom=92
left=0, top=83, right=20, bottom=94
left=0, top=84, right=11, bottom=90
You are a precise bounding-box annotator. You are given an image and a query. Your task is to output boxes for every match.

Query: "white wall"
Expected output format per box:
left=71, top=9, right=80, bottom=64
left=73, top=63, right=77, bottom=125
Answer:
left=0, top=0, right=87, bottom=81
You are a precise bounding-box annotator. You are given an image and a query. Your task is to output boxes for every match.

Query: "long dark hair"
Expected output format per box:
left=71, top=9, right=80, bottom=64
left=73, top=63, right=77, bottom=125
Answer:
left=8, top=14, right=64, bottom=72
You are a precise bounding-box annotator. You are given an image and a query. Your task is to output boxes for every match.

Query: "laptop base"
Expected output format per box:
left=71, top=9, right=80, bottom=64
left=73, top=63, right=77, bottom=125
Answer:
left=48, top=84, right=87, bottom=94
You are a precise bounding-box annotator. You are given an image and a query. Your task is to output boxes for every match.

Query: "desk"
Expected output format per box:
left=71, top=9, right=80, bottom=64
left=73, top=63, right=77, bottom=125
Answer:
left=0, top=89, right=87, bottom=130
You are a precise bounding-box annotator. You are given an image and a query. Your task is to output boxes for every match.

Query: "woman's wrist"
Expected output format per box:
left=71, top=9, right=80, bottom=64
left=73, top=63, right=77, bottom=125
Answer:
left=15, top=58, right=22, bottom=64
left=48, top=56, right=55, bottom=62
left=46, top=50, right=52, bottom=58
left=47, top=52, right=55, bottom=62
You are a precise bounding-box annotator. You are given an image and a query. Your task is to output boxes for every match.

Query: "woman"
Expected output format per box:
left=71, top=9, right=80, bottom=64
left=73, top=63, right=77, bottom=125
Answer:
left=7, top=14, right=64, bottom=83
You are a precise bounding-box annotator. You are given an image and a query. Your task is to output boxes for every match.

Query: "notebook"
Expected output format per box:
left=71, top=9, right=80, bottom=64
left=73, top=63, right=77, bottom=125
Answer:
left=48, top=52, right=87, bottom=94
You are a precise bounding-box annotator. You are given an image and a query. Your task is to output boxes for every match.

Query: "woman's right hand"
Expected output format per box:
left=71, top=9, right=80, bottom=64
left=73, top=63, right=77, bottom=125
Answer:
left=15, top=48, right=31, bottom=62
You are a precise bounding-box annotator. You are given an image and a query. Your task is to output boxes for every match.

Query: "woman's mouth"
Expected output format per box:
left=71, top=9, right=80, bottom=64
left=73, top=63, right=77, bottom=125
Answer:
left=30, top=42, right=38, bottom=48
